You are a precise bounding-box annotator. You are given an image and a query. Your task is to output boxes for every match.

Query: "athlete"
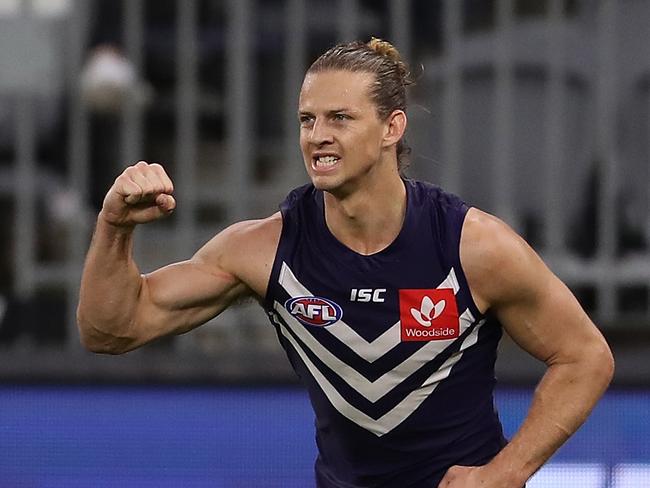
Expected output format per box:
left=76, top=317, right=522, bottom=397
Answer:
left=77, top=39, right=614, bottom=487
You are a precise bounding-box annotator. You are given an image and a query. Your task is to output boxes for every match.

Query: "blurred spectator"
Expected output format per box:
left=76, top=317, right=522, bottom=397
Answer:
left=568, top=162, right=648, bottom=259
left=81, top=43, right=151, bottom=209
left=81, top=45, right=149, bottom=115
left=0, top=0, right=70, bottom=172
left=0, top=0, right=73, bottom=345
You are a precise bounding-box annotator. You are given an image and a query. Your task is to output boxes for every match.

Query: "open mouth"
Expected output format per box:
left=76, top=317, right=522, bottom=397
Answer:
left=312, top=155, right=340, bottom=171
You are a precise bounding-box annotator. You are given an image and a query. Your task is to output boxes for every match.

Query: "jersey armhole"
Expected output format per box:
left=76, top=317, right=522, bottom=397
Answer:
left=454, top=205, right=486, bottom=321
left=263, top=209, right=290, bottom=311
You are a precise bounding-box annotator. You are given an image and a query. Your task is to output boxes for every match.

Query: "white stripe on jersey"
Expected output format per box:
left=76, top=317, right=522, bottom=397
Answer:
left=272, top=312, right=486, bottom=436
left=273, top=262, right=486, bottom=436
left=279, top=262, right=463, bottom=362
left=275, top=302, right=476, bottom=402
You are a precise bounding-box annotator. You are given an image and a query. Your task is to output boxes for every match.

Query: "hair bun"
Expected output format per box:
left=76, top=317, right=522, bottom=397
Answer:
left=367, top=37, right=412, bottom=86
left=367, top=37, right=401, bottom=63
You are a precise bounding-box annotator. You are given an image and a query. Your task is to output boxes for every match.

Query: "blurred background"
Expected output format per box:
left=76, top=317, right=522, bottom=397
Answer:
left=0, top=0, right=649, bottom=486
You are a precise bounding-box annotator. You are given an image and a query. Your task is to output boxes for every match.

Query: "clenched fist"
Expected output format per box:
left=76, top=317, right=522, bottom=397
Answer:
left=100, top=161, right=176, bottom=227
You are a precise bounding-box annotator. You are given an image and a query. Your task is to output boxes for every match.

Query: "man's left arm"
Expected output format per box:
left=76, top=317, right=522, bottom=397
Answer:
left=439, top=208, right=614, bottom=488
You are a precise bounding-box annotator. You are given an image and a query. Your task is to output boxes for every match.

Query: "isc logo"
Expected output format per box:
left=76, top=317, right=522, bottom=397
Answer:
left=350, top=288, right=387, bottom=303
left=285, top=296, right=343, bottom=327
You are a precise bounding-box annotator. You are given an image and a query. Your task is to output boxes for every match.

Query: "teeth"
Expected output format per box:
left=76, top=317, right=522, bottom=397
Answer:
left=316, top=156, right=339, bottom=167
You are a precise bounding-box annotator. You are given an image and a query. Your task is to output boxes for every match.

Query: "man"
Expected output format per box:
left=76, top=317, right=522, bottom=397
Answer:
left=78, top=39, right=614, bottom=487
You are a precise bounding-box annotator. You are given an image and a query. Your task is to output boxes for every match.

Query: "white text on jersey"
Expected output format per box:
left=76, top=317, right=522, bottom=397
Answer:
left=350, top=288, right=387, bottom=303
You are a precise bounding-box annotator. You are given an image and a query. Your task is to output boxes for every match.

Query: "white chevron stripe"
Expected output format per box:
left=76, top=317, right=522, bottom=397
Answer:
left=437, top=267, right=460, bottom=292
left=329, top=320, right=401, bottom=362
left=422, top=319, right=485, bottom=389
left=276, top=303, right=476, bottom=402
left=279, top=262, right=462, bottom=362
left=275, top=315, right=486, bottom=436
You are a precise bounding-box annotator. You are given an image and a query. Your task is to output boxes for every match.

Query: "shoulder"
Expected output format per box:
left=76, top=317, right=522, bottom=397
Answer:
left=193, top=213, right=283, bottom=297
left=199, top=212, right=282, bottom=254
left=222, top=212, right=283, bottom=245
left=460, top=207, right=549, bottom=313
left=460, top=210, right=613, bottom=374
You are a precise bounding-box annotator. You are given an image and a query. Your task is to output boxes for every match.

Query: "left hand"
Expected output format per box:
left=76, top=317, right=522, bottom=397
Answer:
left=437, top=465, right=501, bottom=487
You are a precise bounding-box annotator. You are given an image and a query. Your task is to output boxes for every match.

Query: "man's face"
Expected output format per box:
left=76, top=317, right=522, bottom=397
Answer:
left=298, top=70, right=388, bottom=194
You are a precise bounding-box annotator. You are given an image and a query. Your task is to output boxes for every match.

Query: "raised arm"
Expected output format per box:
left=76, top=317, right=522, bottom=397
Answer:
left=439, top=208, right=614, bottom=488
left=77, top=161, right=280, bottom=354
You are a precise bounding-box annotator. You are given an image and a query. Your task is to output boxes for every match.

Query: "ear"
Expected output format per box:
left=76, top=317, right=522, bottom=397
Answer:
left=382, top=109, right=407, bottom=149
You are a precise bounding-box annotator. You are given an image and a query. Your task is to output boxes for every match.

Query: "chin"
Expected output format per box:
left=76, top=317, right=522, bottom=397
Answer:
left=310, top=176, right=335, bottom=191
left=311, top=176, right=354, bottom=199
left=306, top=164, right=350, bottom=195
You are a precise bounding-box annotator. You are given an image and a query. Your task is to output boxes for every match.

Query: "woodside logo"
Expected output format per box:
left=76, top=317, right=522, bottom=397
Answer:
left=399, top=289, right=459, bottom=341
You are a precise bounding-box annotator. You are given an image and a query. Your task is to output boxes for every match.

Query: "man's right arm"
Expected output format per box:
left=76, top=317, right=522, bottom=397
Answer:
left=77, top=161, right=279, bottom=354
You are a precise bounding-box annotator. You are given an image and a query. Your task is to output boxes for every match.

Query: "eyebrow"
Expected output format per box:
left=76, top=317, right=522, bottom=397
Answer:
left=298, top=108, right=357, bottom=116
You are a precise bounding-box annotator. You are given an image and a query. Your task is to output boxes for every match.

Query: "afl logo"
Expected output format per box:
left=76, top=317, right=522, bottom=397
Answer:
left=285, top=296, right=343, bottom=327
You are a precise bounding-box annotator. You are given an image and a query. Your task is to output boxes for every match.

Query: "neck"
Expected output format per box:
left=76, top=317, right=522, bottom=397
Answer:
left=323, top=167, right=406, bottom=256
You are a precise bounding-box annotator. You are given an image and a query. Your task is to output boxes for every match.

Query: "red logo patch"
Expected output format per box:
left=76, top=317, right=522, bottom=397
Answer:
left=399, top=289, right=459, bottom=341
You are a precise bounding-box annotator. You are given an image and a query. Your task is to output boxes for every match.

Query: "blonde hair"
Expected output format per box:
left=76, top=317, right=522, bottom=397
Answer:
left=307, top=38, right=413, bottom=173
left=367, top=37, right=404, bottom=65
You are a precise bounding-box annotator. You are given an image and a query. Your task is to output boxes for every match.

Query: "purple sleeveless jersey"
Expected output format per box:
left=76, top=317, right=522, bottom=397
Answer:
left=264, top=179, right=507, bottom=487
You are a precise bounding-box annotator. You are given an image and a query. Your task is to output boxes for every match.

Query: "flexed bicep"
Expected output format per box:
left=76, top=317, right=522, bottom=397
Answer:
left=127, top=257, right=250, bottom=350
left=116, top=216, right=281, bottom=352
left=79, top=211, right=281, bottom=354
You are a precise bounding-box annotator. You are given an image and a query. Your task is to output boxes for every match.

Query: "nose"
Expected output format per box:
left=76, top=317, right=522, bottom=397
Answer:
left=307, top=118, right=334, bottom=146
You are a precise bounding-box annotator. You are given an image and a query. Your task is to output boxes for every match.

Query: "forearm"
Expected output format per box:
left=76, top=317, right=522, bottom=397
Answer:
left=77, top=215, right=143, bottom=351
left=486, top=349, right=613, bottom=486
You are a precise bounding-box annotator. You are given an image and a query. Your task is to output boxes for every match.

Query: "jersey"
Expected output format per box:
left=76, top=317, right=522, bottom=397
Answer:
left=264, top=179, right=507, bottom=487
